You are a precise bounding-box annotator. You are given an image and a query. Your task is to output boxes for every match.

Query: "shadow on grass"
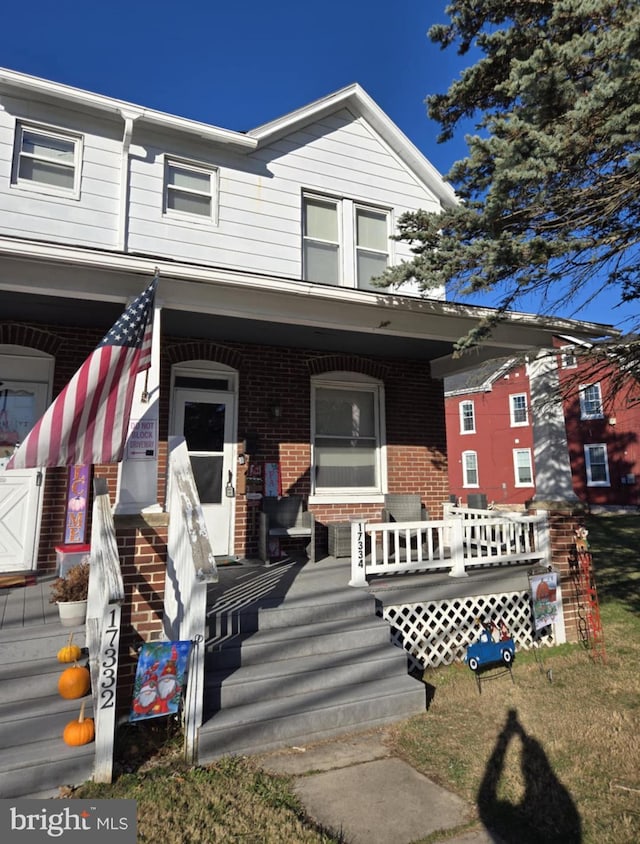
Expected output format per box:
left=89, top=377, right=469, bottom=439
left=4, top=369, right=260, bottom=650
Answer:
left=586, top=515, right=640, bottom=615
left=477, top=709, right=581, bottom=844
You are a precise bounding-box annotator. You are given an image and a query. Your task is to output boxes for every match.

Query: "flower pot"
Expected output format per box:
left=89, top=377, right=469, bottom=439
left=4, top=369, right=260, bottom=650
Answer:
left=57, top=599, right=87, bottom=628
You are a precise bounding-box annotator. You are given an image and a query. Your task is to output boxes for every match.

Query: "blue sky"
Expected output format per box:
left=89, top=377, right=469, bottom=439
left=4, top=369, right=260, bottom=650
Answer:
left=4, top=1, right=635, bottom=335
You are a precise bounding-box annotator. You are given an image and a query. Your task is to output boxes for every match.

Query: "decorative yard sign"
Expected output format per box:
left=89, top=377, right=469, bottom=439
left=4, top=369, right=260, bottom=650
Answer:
left=64, top=464, right=90, bottom=544
left=130, top=641, right=192, bottom=721
left=530, top=570, right=560, bottom=631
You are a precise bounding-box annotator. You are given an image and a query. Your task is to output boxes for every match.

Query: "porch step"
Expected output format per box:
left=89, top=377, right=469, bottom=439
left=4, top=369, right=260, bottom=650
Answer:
left=198, top=564, right=426, bottom=761
left=0, top=608, right=95, bottom=798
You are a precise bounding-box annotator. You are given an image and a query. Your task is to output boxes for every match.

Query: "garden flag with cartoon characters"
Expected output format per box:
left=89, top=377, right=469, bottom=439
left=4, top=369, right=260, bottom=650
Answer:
left=130, top=641, right=192, bottom=721
left=530, top=571, right=560, bottom=631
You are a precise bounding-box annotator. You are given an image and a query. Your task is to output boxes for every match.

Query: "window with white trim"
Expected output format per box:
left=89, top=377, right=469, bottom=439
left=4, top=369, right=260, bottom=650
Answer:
left=513, top=448, right=534, bottom=486
left=312, top=374, right=385, bottom=493
left=584, top=444, right=610, bottom=486
left=459, top=400, right=475, bottom=434
left=302, top=194, right=390, bottom=289
left=510, top=393, right=528, bottom=426
left=12, top=123, right=81, bottom=197
left=164, top=158, right=217, bottom=222
left=462, top=451, right=479, bottom=487
left=561, top=350, right=577, bottom=369
left=579, top=383, right=604, bottom=419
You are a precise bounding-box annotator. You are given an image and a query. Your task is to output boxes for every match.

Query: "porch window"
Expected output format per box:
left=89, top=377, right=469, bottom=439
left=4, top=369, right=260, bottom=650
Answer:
left=510, top=393, right=528, bottom=426
left=12, top=123, right=81, bottom=197
left=459, top=400, right=475, bottom=434
left=513, top=448, right=534, bottom=486
left=584, top=443, right=610, bottom=486
left=579, top=383, right=603, bottom=420
left=165, top=158, right=217, bottom=221
left=462, top=450, right=479, bottom=487
left=312, top=376, right=384, bottom=493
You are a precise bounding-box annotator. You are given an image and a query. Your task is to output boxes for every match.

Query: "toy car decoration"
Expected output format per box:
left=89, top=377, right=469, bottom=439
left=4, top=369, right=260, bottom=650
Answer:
left=464, top=619, right=515, bottom=671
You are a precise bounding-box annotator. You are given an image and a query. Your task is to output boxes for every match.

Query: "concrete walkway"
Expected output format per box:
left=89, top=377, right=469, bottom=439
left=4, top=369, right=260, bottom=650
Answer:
left=256, top=727, right=501, bottom=844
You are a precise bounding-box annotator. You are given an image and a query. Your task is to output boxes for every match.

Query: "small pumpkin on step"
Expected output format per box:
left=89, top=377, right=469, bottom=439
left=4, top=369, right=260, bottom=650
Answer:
left=58, top=663, right=90, bottom=700
left=63, top=700, right=94, bottom=746
left=57, top=632, right=82, bottom=664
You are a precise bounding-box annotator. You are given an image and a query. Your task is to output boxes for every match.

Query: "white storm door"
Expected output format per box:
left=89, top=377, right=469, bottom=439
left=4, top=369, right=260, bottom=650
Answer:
left=0, top=382, right=48, bottom=572
left=172, top=389, right=235, bottom=557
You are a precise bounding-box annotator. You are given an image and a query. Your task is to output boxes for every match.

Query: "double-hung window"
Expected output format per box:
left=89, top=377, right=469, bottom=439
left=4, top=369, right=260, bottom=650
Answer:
left=302, top=194, right=390, bottom=289
left=510, top=393, right=528, bottom=426
left=165, top=159, right=217, bottom=222
left=312, top=374, right=384, bottom=494
left=13, top=123, right=81, bottom=197
left=513, top=448, right=534, bottom=486
left=462, top=451, right=479, bottom=487
left=459, top=400, right=475, bottom=434
left=584, top=444, right=610, bottom=486
left=355, top=206, right=390, bottom=291
left=579, top=383, right=604, bottom=420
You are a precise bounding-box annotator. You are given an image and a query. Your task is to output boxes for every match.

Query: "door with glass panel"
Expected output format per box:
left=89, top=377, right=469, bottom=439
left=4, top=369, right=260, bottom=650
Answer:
left=0, top=381, right=48, bottom=572
left=171, top=389, right=235, bottom=557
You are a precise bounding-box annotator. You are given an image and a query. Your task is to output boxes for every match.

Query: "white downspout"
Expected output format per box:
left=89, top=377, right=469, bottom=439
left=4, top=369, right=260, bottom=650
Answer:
left=116, top=109, right=141, bottom=252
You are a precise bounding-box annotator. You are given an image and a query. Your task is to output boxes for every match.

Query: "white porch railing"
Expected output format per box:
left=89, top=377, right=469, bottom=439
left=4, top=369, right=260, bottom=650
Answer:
left=164, top=436, right=218, bottom=764
left=86, top=477, right=125, bottom=784
left=349, top=505, right=550, bottom=587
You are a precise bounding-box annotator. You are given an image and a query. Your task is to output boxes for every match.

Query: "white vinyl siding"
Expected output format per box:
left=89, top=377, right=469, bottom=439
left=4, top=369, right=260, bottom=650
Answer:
left=585, top=444, right=610, bottom=486
left=312, top=375, right=385, bottom=494
left=164, top=159, right=217, bottom=223
left=513, top=448, right=534, bottom=486
left=510, top=393, right=528, bottom=426
left=460, top=400, right=475, bottom=434
left=462, top=451, right=479, bottom=487
left=12, top=122, right=81, bottom=198
left=579, top=383, right=604, bottom=420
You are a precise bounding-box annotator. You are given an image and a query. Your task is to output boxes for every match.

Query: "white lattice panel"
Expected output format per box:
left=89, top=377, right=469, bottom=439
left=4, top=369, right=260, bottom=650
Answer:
left=381, top=591, right=556, bottom=668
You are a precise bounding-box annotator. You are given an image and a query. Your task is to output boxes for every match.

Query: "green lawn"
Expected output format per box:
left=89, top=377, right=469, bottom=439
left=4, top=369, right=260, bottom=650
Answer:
left=73, top=514, right=640, bottom=844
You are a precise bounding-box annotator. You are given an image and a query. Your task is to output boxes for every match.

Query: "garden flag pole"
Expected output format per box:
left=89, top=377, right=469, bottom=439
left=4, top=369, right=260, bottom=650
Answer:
left=6, top=273, right=159, bottom=470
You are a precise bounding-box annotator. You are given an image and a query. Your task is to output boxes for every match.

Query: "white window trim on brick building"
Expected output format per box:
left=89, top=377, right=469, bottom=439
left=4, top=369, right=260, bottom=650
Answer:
left=513, top=448, right=534, bottom=487
left=509, top=393, right=528, bottom=426
left=584, top=443, right=610, bottom=486
left=309, top=371, right=387, bottom=503
left=462, top=450, right=479, bottom=487
left=459, top=400, right=475, bottom=434
left=579, top=383, right=604, bottom=420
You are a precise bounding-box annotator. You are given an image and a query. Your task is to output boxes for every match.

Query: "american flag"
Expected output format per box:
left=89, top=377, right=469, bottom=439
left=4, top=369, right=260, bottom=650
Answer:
left=7, top=276, right=158, bottom=470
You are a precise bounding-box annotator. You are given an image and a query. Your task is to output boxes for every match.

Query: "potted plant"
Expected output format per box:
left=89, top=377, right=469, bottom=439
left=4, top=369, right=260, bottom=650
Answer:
left=50, top=560, right=90, bottom=627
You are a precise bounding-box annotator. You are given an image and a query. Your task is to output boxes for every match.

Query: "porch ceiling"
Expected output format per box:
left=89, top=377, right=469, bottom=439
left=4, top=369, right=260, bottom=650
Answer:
left=0, top=244, right=617, bottom=378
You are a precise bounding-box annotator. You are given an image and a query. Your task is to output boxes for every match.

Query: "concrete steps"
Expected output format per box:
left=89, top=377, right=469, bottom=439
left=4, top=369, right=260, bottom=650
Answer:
left=198, top=566, right=426, bottom=762
left=0, top=618, right=95, bottom=798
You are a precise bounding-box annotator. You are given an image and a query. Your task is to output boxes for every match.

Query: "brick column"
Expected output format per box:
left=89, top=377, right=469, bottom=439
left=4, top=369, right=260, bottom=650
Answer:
left=529, top=499, right=586, bottom=643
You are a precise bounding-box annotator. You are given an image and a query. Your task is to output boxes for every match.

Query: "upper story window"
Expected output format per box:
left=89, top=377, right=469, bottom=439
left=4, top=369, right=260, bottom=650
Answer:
left=164, top=158, right=217, bottom=223
left=302, top=193, right=390, bottom=290
left=579, top=383, right=604, bottom=420
left=12, top=123, right=82, bottom=198
left=513, top=448, right=534, bottom=486
left=311, top=373, right=385, bottom=495
left=510, top=393, right=528, bottom=426
left=459, top=400, right=475, bottom=434
left=561, top=350, right=577, bottom=369
left=462, top=450, right=479, bottom=487
left=584, top=443, right=610, bottom=486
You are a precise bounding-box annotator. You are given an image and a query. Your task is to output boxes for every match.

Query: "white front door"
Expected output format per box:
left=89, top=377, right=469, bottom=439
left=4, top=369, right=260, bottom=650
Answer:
left=0, top=382, right=48, bottom=572
left=171, top=388, right=236, bottom=557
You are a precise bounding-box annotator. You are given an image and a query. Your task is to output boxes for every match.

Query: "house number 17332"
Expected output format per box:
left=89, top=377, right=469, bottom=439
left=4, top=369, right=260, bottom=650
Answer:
left=99, top=606, right=121, bottom=711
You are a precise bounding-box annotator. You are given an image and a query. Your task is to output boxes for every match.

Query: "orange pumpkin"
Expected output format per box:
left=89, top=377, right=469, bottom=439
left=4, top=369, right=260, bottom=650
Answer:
left=57, top=632, right=82, bottom=664
left=58, top=664, right=90, bottom=699
left=63, top=700, right=94, bottom=746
